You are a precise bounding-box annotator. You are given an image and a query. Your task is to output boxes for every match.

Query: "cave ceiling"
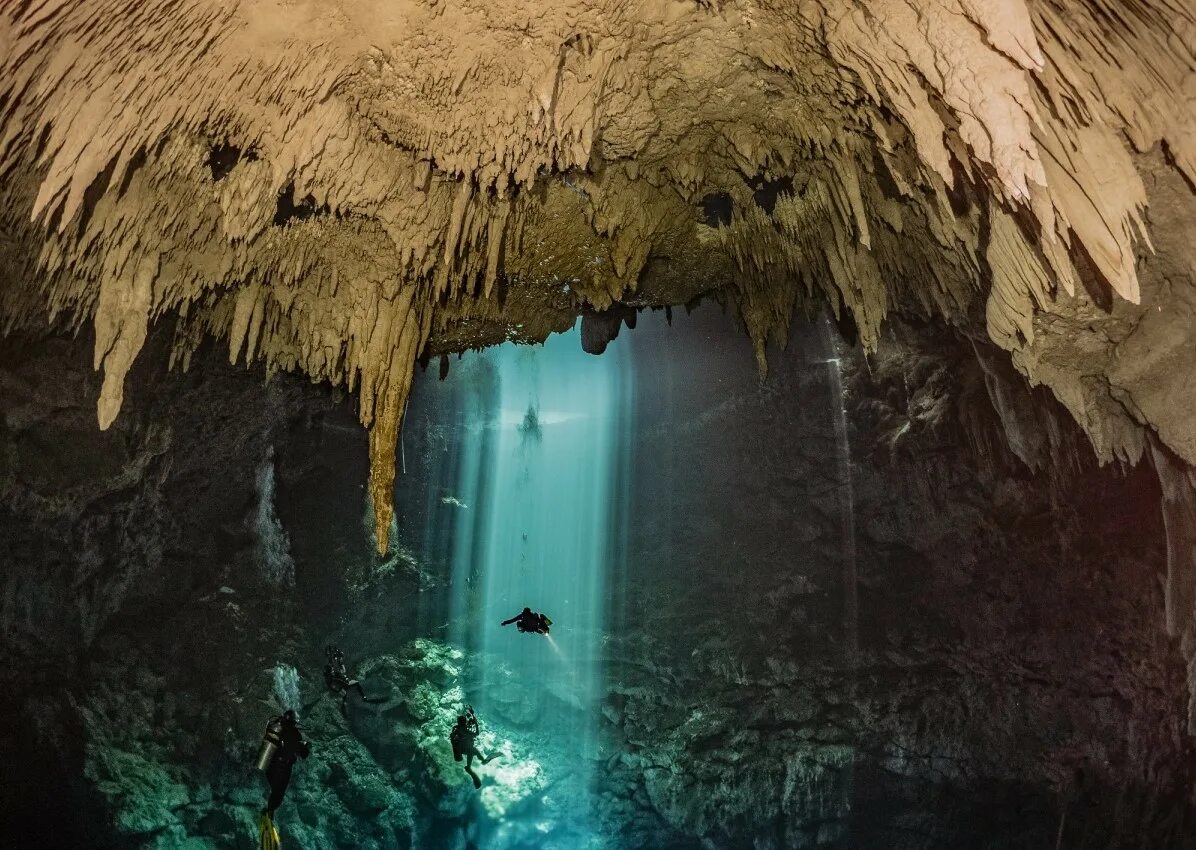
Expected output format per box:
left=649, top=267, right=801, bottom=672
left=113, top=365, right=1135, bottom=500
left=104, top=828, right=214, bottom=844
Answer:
left=1, top=0, right=1195, bottom=550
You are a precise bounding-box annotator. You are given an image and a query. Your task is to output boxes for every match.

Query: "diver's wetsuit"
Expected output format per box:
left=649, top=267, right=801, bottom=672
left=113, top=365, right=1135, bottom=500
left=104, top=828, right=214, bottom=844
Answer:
left=325, top=659, right=367, bottom=699
left=265, top=717, right=310, bottom=815
left=501, top=609, right=552, bottom=634
left=450, top=714, right=494, bottom=788
left=324, top=647, right=371, bottom=714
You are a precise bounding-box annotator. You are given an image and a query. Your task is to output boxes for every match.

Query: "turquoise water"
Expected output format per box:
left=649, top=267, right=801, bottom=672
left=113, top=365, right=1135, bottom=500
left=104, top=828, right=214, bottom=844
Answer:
left=418, top=325, right=633, bottom=839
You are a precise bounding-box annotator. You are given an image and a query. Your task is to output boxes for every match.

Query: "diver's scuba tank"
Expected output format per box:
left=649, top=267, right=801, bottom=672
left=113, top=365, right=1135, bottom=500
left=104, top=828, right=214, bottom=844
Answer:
left=255, top=716, right=284, bottom=771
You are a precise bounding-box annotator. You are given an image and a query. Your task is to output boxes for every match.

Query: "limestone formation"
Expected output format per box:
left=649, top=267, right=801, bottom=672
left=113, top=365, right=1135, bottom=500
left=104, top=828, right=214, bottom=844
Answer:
left=2, top=2, right=1196, bottom=659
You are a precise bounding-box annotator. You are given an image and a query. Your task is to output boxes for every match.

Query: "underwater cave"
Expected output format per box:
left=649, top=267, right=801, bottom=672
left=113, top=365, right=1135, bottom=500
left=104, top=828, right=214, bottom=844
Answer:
left=4, top=2, right=1196, bottom=849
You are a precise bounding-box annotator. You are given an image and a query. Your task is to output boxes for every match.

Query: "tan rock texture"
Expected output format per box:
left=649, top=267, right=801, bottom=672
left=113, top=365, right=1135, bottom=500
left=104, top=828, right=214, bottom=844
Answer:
left=1, top=2, right=1195, bottom=568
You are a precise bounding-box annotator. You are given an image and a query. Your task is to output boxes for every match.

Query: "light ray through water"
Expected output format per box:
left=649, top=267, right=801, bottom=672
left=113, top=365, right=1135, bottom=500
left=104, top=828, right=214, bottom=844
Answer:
left=421, top=326, right=632, bottom=839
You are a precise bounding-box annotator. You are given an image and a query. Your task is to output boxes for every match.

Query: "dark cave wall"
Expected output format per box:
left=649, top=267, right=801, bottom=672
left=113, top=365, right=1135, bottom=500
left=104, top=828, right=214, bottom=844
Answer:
left=0, top=332, right=324, bottom=658
left=0, top=312, right=1194, bottom=848
left=0, top=330, right=368, bottom=844
left=0, top=329, right=456, bottom=849
left=841, top=325, right=1194, bottom=848
left=602, top=311, right=1196, bottom=848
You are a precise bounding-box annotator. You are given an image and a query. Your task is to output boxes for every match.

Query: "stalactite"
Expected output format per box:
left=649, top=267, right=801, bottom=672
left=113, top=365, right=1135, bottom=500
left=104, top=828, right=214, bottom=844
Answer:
left=1, top=0, right=1194, bottom=563
left=1150, top=439, right=1196, bottom=731
left=364, top=293, right=431, bottom=555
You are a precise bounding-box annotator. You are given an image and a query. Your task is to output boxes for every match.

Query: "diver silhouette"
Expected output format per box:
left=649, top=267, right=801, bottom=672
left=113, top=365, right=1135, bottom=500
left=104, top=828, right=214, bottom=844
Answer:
left=259, top=710, right=310, bottom=815
left=254, top=709, right=310, bottom=848
left=500, top=607, right=552, bottom=634
left=450, top=706, right=498, bottom=789
left=323, top=644, right=381, bottom=715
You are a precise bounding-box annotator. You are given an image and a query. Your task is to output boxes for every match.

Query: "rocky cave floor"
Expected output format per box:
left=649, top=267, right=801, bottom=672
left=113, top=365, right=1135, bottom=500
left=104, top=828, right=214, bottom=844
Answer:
left=4, top=316, right=1196, bottom=849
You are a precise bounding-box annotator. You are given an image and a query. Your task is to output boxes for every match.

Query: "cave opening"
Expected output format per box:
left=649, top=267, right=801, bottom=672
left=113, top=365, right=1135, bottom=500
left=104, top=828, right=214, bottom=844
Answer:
left=273, top=183, right=333, bottom=227
left=423, top=328, right=630, bottom=837
left=700, top=192, right=734, bottom=228
left=5, top=3, right=1196, bottom=848
left=207, top=142, right=258, bottom=183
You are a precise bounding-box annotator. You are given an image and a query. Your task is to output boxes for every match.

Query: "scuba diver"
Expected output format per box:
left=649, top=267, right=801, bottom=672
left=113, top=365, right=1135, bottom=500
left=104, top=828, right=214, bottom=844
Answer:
left=323, top=644, right=379, bottom=715
left=449, top=706, right=498, bottom=789
left=501, top=607, right=552, bottom=635
left=255, top=710, right=310, bottom=850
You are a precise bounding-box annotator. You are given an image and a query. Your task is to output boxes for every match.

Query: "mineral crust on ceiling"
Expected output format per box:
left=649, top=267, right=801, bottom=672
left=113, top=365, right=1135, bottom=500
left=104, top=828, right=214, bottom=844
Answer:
left=1, top=0, right=1195, bottom=558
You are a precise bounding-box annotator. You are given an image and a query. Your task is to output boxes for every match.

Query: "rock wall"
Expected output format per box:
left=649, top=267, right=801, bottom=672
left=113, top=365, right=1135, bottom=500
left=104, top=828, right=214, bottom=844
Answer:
left=600, top=312, right=1196, bottom=847
left=0, top=329, right=359, bottom=845
left=2, top=312, right=1195, bottom=848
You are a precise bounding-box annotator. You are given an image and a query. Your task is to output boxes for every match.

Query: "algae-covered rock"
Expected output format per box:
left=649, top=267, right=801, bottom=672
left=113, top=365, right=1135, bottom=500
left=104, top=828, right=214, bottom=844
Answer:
left=330, top=762, right=396, bottom=813
left=144, top=827, right=218, bottom=849
left=85, top=747, right=190, bottom=834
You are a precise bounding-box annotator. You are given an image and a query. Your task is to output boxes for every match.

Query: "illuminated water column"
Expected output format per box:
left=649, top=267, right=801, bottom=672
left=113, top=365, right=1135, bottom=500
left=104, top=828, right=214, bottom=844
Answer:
left=434, top=328, right=630, bottom=827
left=818, top=312, right=858, bottom=656
left=479, top=329, right=626, bottom=680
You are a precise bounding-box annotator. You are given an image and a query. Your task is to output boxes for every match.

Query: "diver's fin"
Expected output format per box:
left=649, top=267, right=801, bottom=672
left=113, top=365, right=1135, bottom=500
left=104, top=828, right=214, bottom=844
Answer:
left=259, top=811, right=280, bottom=850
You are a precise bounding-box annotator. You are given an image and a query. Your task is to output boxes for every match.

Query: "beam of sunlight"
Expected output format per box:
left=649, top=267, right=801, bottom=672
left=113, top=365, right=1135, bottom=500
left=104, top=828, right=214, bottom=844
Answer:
left=426, top=325, right=631, bottom=840
left=819, top=312, right=858, bottom=656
